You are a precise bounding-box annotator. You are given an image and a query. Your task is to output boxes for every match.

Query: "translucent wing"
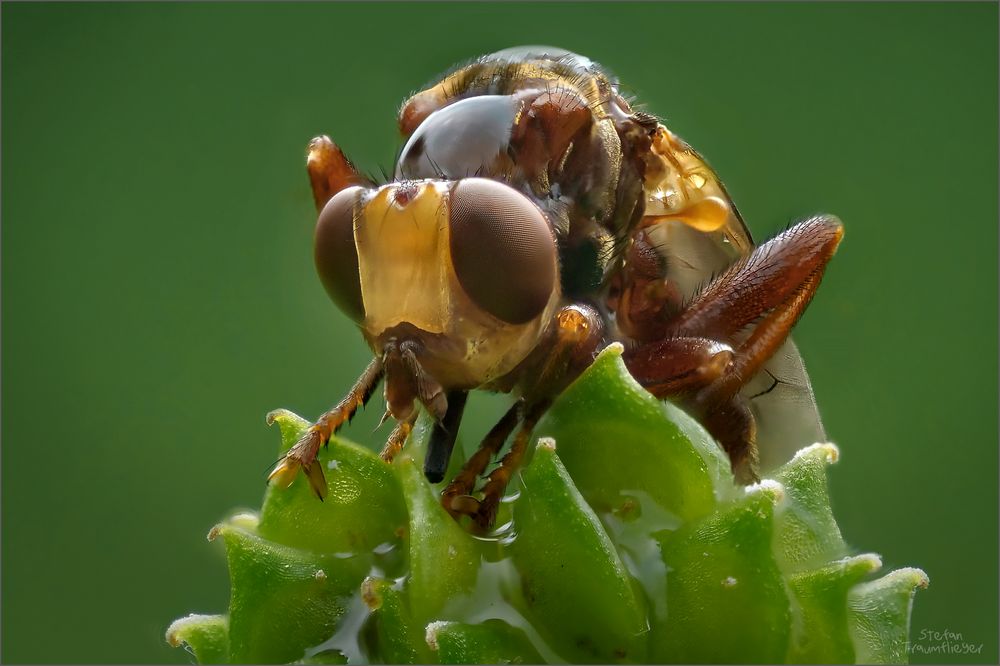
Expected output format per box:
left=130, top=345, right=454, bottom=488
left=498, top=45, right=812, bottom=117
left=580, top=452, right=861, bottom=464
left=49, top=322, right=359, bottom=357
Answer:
left=742, top=338, right=826, bottom=471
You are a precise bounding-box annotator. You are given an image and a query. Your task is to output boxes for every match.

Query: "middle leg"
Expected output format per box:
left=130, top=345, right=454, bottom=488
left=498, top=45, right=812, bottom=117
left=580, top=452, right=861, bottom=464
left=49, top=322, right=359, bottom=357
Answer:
left=441, top=304, right=605, bottom=527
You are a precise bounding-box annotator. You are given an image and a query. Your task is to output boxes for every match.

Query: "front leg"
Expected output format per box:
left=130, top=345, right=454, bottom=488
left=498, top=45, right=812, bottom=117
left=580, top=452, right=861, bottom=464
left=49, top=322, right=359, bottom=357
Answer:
left=268, top=358, right=384, bottom=498
left=378, top=411, right=419, bottom=464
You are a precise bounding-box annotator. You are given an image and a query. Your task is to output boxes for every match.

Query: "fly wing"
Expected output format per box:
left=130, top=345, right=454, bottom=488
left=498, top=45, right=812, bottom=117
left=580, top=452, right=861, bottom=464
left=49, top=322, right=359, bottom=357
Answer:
left=643, top=218, right=746, bottom=296
left=742, top=339, right=826, bottom=472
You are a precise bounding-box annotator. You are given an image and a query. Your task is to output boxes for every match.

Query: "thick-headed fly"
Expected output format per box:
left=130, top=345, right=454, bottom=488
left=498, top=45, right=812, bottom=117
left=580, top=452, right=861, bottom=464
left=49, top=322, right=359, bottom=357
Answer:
left=268, top=47, right=843, bottom=529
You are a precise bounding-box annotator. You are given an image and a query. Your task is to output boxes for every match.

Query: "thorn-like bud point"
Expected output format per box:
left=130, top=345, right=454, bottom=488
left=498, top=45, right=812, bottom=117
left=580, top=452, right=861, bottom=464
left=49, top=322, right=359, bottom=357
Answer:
left=425, top=620, right=450, bottom=651
left=793, top=442, right=840, bottom=464
left=597, top=341, right=625, bottom=359
left=265, top=408, right=294, bottom=426
left=857, top=553, right=883, bottom=572
left=536, top=437, right=557, bottom=453
left=744, top=478, right=785, bottom=503
left=229, top=512, right=259, bottom=531
left=896, top=567, right=931, bottom=589
left=165, top=614, right=221, bottom=648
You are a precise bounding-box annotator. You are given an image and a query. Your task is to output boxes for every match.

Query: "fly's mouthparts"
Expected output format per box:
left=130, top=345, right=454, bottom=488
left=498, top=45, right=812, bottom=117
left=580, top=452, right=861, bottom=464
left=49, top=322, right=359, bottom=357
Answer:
left=382, top=335, right=448, bottom=423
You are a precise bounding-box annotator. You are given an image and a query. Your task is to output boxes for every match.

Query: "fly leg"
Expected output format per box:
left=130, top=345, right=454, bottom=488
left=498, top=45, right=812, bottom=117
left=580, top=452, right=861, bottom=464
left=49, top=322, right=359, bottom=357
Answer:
left=473, top=400, right=551, bottom=529
left=379, top=388, right=467, bottom=483
left=688, top=271, right=829, bottom=481
left=441, top=402, right=521, bottom=519
left=442, top=304, right=604, bottom=527
left=624, top=335, right=763, bottom=478
left=306, top=135, right=371, bottom=211
left=379, top=411, right=419, bottom=463
left=268, top=358, right=384, bottom=498
left=668, top=216, right=843, bottom=340
left=623, top=216, right=843, bottom=482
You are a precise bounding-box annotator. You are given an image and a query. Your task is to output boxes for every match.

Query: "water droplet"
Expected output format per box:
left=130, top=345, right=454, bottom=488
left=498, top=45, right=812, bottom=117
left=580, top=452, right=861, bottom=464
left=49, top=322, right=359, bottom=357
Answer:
left=373, top=541, right=395, bottom=555
left=501, top=489, right=521, bottom=503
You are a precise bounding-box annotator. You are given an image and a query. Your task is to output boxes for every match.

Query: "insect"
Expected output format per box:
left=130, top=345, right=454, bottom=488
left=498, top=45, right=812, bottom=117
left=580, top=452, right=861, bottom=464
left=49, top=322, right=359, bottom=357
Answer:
left=268, top=46, right=842, bottom=529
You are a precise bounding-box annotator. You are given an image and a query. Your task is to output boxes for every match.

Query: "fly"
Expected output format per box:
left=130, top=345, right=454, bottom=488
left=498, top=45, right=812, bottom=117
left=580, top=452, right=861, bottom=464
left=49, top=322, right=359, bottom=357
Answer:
left=268, top=46, right=843, bottom=529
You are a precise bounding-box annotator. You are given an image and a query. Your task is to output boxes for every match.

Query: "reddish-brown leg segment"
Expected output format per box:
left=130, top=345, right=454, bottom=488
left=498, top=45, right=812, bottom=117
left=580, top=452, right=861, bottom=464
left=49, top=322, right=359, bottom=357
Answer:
left=268, top=358, right=384, bottom=498
left=266, top=137, right=379, bottom=499
left=623, top=215, right=843, bottom=482
left=306, top=135, right=371, bottom=211
left=473, top=400, right=551, bottom=529
left=379, top=412, right=418, bottom=464
left=624, top=337, right=734, bottom=395
left=608, top=228, right=686, bottom=342
left=441, top=402, right=521, bottom=519
left=442, top=304, right=604, bottom=527
left=667, top=217, right=843, bottom=340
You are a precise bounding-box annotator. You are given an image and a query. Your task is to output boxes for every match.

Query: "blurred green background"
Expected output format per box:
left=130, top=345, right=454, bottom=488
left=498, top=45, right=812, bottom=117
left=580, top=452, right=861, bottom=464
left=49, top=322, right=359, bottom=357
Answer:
left=2, top=2, right=996, bottom=664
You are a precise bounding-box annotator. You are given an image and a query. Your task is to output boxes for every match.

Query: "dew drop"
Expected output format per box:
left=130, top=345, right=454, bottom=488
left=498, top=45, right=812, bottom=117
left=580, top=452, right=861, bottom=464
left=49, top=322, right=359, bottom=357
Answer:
left=501, top=489, right=522, bottom=503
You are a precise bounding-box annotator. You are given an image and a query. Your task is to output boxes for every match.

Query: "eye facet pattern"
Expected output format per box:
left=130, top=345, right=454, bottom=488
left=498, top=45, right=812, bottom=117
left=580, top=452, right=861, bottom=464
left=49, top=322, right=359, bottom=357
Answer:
left=314, top=186, right=365, bottom=321
left=448, top=178, right=557, bottom=325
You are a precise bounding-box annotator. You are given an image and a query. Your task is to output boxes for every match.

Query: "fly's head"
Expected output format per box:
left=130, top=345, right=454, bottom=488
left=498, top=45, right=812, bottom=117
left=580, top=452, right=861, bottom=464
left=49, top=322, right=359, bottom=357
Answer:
left=314, top=177, right=560, bottom=421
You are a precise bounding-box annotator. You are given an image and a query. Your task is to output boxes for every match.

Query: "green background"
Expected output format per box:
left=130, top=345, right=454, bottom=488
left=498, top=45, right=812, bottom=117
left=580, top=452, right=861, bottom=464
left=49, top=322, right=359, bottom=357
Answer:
left=2, top=2, right=996, bottom=663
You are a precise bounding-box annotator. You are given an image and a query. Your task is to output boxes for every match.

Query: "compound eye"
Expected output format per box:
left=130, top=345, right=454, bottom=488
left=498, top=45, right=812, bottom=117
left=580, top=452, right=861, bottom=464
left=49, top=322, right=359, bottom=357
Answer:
left=448, top=178, right=557, bottom=324
left=314, top=186, right=365, bottom=321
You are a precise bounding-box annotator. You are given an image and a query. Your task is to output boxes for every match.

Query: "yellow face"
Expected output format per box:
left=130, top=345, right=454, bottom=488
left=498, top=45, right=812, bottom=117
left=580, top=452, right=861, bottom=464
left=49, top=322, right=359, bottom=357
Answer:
left=314, top=178, right=561, bottom=413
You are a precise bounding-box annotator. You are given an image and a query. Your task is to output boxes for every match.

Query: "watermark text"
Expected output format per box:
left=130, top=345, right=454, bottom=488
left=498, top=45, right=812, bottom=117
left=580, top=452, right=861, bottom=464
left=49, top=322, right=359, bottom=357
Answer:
left=908, top=628, right=983, bottom=656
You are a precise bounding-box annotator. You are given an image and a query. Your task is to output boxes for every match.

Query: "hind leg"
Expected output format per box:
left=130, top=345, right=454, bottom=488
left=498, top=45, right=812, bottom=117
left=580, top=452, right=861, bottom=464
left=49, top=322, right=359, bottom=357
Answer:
left=623, top=216, right=842, bottom=481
